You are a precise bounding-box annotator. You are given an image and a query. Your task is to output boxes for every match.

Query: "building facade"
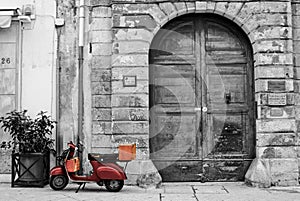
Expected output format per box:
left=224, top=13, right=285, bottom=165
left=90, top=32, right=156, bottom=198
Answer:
left=0, top=0, right=57, bottom=175
left=82, top=0, right=300, bottom=187
left=1, top=0, right=300, bottom=187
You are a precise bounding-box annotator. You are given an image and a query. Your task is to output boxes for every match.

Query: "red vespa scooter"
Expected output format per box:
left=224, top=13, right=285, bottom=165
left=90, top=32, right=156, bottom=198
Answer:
left=49, top=141, right=135, bottom=192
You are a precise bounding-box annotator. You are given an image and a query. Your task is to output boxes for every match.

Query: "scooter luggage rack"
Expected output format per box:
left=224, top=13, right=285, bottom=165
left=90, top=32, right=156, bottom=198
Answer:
left=118, top=144, right=136, bottom=161
left=88, top=153, right=119, bottom=163
left=85, top=143, right=136, bottom=164
left=88, top=152, right=133, bottom=171
left=118, top=144, right=136, bottom=171
left=88, top=144, right=136, bottom=174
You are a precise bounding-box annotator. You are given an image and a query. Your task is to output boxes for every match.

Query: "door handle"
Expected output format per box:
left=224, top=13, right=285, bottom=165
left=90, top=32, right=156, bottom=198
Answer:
left=225, top=92, right=231, bottom=104
left=181, top=166, right=188, bottom=170
left=195, top=107, right=201, bottom=111
left=194, top=107, right=207, bottom=112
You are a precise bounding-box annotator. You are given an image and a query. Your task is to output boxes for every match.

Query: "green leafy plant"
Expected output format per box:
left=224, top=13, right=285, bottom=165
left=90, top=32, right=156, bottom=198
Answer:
left=0, top=110, right=56, bottom=153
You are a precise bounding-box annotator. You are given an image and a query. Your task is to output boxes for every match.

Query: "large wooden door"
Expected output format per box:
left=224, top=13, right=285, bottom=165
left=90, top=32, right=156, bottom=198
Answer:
left=149, top=15, right=255, bottom=182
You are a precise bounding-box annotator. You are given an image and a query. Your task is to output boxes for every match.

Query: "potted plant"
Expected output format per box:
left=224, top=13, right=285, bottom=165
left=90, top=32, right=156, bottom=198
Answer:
left=0, top=110, right=56, bottom=187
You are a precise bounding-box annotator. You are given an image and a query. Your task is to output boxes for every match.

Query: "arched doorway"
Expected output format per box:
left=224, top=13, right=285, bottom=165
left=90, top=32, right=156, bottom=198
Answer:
left=149, top=14, right=255, bottom=182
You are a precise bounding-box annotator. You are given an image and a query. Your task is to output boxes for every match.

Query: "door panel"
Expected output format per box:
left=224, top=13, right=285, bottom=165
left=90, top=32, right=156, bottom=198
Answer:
left=150, top=61, right=198, bottom=161
left=204, top=113, right=247, bottom=155
left=203, top=160, right=252, bottom=181
left=208, top=74, right=245, bottom=103
left=155, top=161, right=203, bottom=182
left=203, top=18, right=254, bottom=181
left=151, top=114, right=196, bottom=158
left=150, top=15, right=254, bottom=182
left=149, top=19, right=201, bottom=181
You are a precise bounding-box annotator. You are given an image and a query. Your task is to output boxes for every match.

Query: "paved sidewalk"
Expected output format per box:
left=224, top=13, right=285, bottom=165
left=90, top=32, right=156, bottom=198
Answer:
left=0, top=182, right=300, bottom=201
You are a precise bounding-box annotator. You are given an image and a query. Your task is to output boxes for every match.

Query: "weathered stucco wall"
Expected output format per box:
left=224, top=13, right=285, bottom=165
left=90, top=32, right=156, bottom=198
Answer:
left=0, top=0, right=57, bottom=117
left=21, top=0, right=57, bottom=117
left=0, top=0, right=57, bottom=174
left=56, top=0, right=79, bottom=148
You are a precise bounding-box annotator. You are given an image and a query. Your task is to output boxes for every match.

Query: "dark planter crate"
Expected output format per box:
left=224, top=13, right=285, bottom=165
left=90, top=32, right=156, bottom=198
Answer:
left=11, top=152, right=50, bottom=187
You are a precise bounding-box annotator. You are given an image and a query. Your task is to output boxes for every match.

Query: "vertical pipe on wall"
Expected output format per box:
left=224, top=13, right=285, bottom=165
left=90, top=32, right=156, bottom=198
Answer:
left=78, top=0, right=85, bottom=174
left=55, top=30, right=61, bottom=158
left=17, top=21, right=23, bottom=111
left=79, top=0, right=85, bottom=48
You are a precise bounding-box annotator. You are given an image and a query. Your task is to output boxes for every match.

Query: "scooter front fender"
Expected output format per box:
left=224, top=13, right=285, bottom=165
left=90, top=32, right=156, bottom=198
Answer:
left=50, top=166, right=66, bottom=176
left=97, top=166, right=126, bottom=180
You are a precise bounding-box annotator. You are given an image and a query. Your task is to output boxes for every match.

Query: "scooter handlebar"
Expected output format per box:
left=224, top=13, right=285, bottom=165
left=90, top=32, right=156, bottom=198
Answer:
left=67, top=141, right=76, bottom=149
left=67, top=141, right=83, bottom=153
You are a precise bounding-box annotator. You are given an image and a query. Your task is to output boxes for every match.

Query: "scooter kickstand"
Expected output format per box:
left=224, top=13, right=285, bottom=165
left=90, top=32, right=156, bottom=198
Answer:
left=75, top=182, right=86, bottom=193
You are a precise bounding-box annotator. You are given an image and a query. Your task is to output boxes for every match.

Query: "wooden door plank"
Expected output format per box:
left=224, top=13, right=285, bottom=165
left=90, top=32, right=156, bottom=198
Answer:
left=207, top=64, right=246, bottom=75
left=199, top=19, right=208, bottom=163
left=195, top=18, right=202, bottom=160
left=151, top=64, right=195, bottom=77
left=150, top=114, right=197, bottom=158
left=152, top=56, right=196, bottom=65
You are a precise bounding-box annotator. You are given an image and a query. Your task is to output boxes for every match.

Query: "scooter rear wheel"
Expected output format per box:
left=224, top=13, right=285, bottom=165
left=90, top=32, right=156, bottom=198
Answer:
left=50, top=175, right=69, bottom=190
left=104, top=180, right=124, bottom=192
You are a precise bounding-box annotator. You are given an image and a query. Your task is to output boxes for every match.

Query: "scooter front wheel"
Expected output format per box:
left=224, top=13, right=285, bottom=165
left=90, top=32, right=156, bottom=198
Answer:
left=104, top=180, right=124, bottom=192
left=50, top=175, right=69, bottom=190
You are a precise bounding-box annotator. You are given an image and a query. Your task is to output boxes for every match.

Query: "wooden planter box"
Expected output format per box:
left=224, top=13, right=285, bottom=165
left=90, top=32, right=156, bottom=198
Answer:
left=11, top=152, right=50, bottom=187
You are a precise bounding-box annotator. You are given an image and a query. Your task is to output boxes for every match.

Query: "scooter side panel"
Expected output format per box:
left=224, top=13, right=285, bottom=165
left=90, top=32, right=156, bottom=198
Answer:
left=105, top=163, right=125, bottom=174
left=50, top=166, right=65, bottom=176
left=105, top=163, right=127, bottom=179
left=97, top=166, right=126, bottom=180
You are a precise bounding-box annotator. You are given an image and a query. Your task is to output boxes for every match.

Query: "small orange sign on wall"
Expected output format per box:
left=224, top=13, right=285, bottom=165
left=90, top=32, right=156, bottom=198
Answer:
left=118, top=144, right=136, bottom=161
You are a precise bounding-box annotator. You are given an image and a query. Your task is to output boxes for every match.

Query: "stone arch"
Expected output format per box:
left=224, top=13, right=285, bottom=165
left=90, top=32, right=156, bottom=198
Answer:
left=149, top=1, right=255, bottom=45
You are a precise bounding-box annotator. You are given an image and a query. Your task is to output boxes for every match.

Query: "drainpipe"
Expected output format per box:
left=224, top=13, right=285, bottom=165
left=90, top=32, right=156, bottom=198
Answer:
left=17, top=20, right=23, bottom=111
left=78, top=0, right=85, bottom=175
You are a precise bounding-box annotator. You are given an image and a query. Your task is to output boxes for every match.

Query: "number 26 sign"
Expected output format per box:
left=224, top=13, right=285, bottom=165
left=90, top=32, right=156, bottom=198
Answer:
left=1, top=58, right=11, bottom=65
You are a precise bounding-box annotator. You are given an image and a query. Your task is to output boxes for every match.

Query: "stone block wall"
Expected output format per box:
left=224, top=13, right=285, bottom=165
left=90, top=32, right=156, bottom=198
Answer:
left=57, top=0, right=300, bottom=186
left=90, top=1, right=113, bottom=154
left=89, top=1, right=157, bottom=185
left=89, top=1, right=152, bottom=157
left=293, top=0, right=300, bottom=184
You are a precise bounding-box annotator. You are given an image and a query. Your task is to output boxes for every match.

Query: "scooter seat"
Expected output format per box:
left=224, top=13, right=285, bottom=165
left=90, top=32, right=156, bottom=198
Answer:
left=88, top=153, right=119, bottom=162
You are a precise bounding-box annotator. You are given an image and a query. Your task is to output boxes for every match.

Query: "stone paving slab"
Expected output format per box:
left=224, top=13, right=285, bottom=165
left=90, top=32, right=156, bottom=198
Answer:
left=196, top=193, right=300, bottom=201
left=160, top=194, right=197, bottom=201
left=161, top=184, right=194, bottom=194
left=268, top=186, right=300, bottom=193
left=193, top=185, right=228, bottom=194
